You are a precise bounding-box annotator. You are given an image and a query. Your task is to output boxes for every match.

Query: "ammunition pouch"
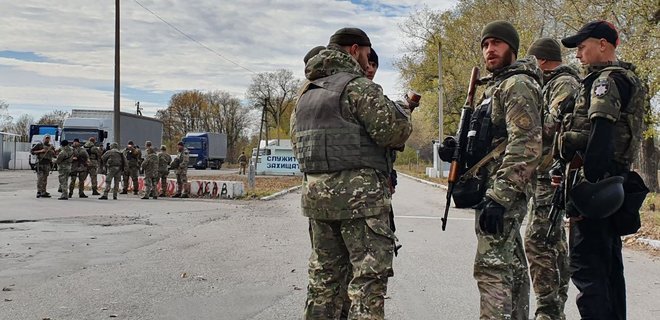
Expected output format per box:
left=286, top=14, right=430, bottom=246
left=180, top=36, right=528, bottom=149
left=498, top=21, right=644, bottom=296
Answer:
left=612, top=171, right=649, bottom=236
left=452, top=167, right=488, bottom=208
left=466, top=98, right=494, bottom=164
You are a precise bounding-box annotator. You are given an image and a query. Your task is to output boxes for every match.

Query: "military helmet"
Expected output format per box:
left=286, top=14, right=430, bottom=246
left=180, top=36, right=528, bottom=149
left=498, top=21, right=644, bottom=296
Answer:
left=110, top=142, right=119, bottom=149
left=569, top=176, right=625, bottom=219
left=160, top=145, right=167, bottom=151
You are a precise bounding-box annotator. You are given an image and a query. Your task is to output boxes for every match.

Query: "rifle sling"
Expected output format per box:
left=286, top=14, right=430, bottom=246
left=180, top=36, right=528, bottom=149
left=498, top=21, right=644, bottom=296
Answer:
left=463, top=141, right=508, bottom=179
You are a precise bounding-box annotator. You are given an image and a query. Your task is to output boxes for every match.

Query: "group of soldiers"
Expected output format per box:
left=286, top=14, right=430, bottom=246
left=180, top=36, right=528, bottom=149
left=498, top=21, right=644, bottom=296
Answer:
left=293, top=20, right=646, bottom=320
left=31, top=138, right=191, bottom=201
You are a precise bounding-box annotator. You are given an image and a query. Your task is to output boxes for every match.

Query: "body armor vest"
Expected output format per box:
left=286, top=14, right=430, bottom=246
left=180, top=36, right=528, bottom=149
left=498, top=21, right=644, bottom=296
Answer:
left=560, top=64, right=644, bottom=170
left=294, top=72, right=390, bottom=173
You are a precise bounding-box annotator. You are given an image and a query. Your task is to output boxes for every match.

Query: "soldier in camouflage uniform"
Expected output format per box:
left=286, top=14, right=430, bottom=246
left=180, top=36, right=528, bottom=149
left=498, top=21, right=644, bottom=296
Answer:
left=31, top=134, right=56, bottom=198
left=470, top=21, right=542, bottom=319
left=559, top=21, right=646, bottom=320
left=69, top=138, right=90, bottom=198
left=121, top=141, right=141, bottom=195
left=172, top=141, right=189, bottom=198
left=99, top=142, right=127, bottom=200
left=291, top=28, right=413, bottom=320
left=141, top=147, right=159, bottom=199
left=84, top=137, right=103, bottom=195
left=157, top=145, right=171, bottom=197
left=54, top=140, right=74, bottom=200
left=524, top=38, right=580, bottom=320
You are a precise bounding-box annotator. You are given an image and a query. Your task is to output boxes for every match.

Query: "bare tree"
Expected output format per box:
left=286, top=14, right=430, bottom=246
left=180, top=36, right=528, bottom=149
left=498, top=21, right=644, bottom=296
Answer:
left=0, top=100, right=13, bottom=132
left=37, top=109, right=69, bottom=127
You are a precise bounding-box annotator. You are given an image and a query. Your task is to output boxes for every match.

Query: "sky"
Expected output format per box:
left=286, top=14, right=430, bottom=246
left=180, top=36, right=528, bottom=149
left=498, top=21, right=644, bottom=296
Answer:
left=0, top=0, right=458, bottom=121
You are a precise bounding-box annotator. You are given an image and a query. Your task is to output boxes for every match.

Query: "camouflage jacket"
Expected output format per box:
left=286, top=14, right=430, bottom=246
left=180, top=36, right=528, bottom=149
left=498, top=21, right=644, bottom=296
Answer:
left=158, top=151, right=171, bottom=174
left=123, top=147, right=141, bottom=168
left=479, top=56, right=543, bottom=209
left=71, top=145, right=89, bottom=172
left=54, top=145, right=74, bottom=170
left=83, top=141, right=103, bottom=167
left=291, top=44, right=413, bottom=220
left=31, top=142, right=56, bottom=164
left=174, top=149, right=189, bottom=174
left=537, top=65, right=581, bottom=174
left=237, top=154, right=247, bottom=164
left=102, top=148, right=127, bottom=169
left=141, top=153, right=159, bottom=178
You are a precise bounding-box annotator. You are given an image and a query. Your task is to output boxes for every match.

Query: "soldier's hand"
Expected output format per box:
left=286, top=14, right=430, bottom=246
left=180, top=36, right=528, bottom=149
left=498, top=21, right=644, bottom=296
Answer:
left=477, top=197, right=505, bottom=235
left=405, top=90, right=421, bottom=112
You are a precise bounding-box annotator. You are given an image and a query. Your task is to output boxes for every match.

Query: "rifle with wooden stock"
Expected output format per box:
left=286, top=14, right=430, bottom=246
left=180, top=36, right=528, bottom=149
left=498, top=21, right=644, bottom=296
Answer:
left=442, top=67, right=480, bottom=231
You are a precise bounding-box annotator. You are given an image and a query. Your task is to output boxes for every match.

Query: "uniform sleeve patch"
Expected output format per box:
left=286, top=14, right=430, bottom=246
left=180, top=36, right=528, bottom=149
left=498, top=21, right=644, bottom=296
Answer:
left=513, top=112, right=534, bottom=130
left=593, top=79, right=610, bottom=97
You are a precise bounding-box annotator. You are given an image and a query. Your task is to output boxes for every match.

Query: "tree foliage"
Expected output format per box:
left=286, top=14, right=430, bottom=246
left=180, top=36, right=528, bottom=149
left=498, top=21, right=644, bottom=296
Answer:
left=156, top=90, right=252, bottom=162
left=37, top=109, right=69, bottom=127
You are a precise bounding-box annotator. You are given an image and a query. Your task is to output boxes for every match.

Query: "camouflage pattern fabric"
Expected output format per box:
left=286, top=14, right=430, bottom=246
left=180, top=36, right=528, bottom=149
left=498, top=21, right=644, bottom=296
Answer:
left=238, top=154, right=247, bottom=175
left=101, top=148, right=127, bottom=197
left=474, top=56, right=543, bottom=320
left=84, top=141, right=103, bottom=192
left=122, top=167, right=139, bottom=193
left=54, top=145, right=74, bottom=199
left=304, top=212, right=395, bottom=320
left=33, top=142, right=55, bottom=194
left=69, top=145, right=89, bottom=195
left=158, top=151, right=171, bottom=194
left=142, top=152, right=159, bottom=197
left=525, top=65, right=578, bottom=320
left=292, top=44, right=412, bottom=320
left=175, top=148, right=189, bottom=195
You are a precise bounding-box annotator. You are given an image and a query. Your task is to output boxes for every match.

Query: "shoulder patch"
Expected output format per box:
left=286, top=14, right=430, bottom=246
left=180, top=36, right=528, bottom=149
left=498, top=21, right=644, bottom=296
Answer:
left=593, top=78, right=610, bottom=97
left=513, top=111, right=534, bottom=130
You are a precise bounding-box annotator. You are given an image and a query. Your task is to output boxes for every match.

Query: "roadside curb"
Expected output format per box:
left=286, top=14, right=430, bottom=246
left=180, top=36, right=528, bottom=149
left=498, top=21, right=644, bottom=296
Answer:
left=398, top=172, right=448, bottom=190
left=637, top=237, right=660, bottom=250
left=260, top=185, right=302, bottom=201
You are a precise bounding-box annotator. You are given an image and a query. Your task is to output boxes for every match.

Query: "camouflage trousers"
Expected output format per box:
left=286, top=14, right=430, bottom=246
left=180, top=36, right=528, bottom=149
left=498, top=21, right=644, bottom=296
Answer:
left=144, top=175, right=158, bottom=197
left=239, top=163, right=247, bottom=175
left=36, top=163, right=51, bottom=193
left=304, top=211, right=396, bottom=320
left=176, top=172, right=188, bottom=195
left=159, top=172, right=169, bottom=195
left=88, top=165, right=98, bottom=192
left=103, top=167, right=122, bottom=197
left=474, top=197, right=530, bottom=320
left=69, top=170, right=88, bottom=195
left=58, top=167, right=71, bottom=198
left=122, top=166, right=139, bottom=192
left=524, top=179, right=570, bottom=320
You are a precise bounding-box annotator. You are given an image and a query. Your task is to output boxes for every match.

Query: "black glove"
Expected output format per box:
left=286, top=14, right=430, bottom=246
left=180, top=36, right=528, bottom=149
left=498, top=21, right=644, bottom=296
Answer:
left=478, top=197, right=505, bottom=235
left=390, top=169, right=398, bottom=189
left=438, top=136, right=457, bottom=162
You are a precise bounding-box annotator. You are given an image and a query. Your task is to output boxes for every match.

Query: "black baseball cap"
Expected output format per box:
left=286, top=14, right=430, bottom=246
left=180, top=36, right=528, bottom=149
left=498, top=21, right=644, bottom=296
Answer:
left=561, top=20, right=619, bottom=48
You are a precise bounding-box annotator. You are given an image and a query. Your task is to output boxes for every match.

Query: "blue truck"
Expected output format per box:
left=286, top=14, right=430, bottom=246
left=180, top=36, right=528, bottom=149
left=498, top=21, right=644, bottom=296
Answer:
left=182, top=132, right=227, bottom=170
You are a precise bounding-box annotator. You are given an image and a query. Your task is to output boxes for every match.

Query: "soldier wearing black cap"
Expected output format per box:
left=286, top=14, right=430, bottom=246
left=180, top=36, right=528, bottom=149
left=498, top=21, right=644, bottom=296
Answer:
left=121, top=140, right=141, bottom=195
left=525, top=37, right=580, bottom=320
left=68, top=138, right=89, bottom=198
left=558, top=20, right=647, bottom=320
left=292, top=27, right=414, bottom=319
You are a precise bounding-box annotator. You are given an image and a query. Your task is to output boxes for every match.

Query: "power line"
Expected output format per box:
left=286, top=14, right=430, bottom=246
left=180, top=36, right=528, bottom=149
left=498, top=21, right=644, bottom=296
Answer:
left=132, top=0, right=256, bottom=74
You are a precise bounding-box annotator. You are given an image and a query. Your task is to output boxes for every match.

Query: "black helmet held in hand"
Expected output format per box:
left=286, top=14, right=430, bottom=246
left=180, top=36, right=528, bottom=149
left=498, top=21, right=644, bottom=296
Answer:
left=569, top=176, right=625, bottom=219
left=438, top=136, right=457, bottom=162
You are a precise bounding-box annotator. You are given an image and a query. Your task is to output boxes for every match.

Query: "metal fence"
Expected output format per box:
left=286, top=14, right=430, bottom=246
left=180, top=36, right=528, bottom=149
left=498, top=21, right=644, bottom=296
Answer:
left=0, top=132, right=30, bottom=170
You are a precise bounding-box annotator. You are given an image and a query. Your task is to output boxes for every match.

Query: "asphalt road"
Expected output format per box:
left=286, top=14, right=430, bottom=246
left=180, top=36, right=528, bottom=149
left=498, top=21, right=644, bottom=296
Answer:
left=0, top=170, right=658, bottom=319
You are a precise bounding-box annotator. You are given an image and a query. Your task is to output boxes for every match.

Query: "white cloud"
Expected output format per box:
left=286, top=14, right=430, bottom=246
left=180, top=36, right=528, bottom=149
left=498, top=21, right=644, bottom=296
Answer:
left=0, top=0, right=457, bottom=119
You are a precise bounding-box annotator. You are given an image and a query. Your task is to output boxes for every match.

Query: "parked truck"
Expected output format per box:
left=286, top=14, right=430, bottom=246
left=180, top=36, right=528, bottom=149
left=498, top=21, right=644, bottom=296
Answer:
left=28, top=124, right=60, bottom=170
left=61, top=109, right=163, bottom=149
left=182, top=132, right=227, bottom=169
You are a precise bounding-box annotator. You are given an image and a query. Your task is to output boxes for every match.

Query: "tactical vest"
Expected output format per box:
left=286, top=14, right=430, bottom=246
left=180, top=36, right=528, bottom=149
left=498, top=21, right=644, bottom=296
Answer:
left=559, top=64, right=644, bottom=170
left=294, top=72, right=390, bottom=173
left=85, top=145, right=98, bottom=160
left=464, top=79, right=509, bottom=168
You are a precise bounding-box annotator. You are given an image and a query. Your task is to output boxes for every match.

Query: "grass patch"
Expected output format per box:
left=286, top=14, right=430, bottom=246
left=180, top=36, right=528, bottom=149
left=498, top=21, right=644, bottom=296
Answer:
left=395, top=164, right=448, bottom=185
left=638, top=193, right=660, bottom=240
left=201, top=174, right=302, bottom=200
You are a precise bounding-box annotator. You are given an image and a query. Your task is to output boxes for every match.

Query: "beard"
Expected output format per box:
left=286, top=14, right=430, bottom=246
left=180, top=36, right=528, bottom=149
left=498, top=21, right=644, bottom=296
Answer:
left=486, top=48, right=515, bottom=72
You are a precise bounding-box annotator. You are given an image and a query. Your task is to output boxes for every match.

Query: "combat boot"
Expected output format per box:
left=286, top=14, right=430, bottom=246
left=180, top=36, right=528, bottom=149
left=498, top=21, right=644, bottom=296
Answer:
left=158, top=193, right=166, bottom=197
left=36, top=192, right=42, bottom=198
left=79, top=193, right=88, bottom=198
left=41, top=192, right=51, bottom=198
left=141, top=195, right=150, bottom=200
left=152, top=195, right=158, bottom=199
left=92, top=189, right=100, bottom=195
left=58, top=196, right=68, bottom=200
left=180, top=194, right=189, bottom=198
left=68, top=191, right=73, bottom=198
left=120, top=190, right=128, bottom=194
left=99, top=195, right=108, bottom=200
left=113, top=195, right=118, bottom=200
left=133, top=191, right=139, bottom=195
left=172, top=193, right=181, bottom=198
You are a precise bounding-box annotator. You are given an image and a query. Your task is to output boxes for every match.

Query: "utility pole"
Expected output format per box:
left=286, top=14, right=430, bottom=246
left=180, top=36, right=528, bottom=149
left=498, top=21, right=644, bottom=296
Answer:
left=113, top=0, right=121, bottom=144
left=437, top=41, right=444, bottom=178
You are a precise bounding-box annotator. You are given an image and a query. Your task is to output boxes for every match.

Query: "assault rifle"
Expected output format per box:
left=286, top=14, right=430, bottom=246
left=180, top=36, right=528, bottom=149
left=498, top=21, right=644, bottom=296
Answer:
left=546, top=153, right=583, bottom=243
left=442, top=67, right=480, bottom=231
